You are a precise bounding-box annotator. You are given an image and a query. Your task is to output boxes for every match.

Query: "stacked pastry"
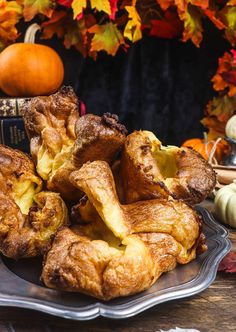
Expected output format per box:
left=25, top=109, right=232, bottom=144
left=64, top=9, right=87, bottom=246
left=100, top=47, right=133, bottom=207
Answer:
left=0, top=87, right=216, bottom=300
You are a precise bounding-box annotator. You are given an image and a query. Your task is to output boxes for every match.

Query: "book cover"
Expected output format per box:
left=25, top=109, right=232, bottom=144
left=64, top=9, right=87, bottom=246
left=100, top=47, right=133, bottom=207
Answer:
left=0, top=118, right=29, bottom=153
left=0, top=98, right=30, bottom=117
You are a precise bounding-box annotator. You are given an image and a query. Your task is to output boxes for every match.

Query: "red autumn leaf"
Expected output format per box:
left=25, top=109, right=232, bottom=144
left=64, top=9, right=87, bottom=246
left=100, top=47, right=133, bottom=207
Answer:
left=212, top=51, right=236, bottom=96
left=109, top=0, right=118, bottom=20
left=150, top=10, right=183, bottom=39
left=231, top=49, right=236, bottom=62
left=218, top=251, right=236, bottom=273
left=57, top=0, right=72, bottom=7
left=221, top=71, right=236, bottom=86
left=80, top=101, right=86, bottom=116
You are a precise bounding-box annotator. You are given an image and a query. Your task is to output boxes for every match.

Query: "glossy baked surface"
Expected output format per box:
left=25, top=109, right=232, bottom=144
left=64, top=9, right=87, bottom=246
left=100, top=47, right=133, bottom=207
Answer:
left=0, top=206, right=230, bottom=320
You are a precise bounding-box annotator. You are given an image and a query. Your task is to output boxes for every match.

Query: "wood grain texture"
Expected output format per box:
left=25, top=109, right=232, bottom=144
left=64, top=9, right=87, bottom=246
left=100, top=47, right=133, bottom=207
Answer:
left=0, top=200, right=235, bottom=332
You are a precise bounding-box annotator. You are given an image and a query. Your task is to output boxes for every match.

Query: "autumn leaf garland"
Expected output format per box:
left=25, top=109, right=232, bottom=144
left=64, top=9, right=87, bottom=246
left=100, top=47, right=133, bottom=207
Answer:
left=0, top=0, right=236, bottom=57
left=0, top=0, right=236, bottom=139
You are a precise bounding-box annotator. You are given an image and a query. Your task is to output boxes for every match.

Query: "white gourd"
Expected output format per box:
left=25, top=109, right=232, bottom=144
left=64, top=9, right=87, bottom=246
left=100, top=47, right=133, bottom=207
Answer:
left=214, top=180, right=236, bottom=228
left=225, top=115, right=236, bottom=140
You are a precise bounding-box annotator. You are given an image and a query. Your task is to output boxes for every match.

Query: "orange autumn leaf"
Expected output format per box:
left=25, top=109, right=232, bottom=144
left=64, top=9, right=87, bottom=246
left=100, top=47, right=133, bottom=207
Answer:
left=65, top=19, right=88, bottom=56
left=41, top=10, right=67, bottom=39
left=227, top=0, right=236, bottom=5
left=201, top=117, right=227, bottom=137
left=201, top=95, right=236, bottom=138
left=205, top=95, right=236, bottom=121
left=0, top=0, right=22, bottom=47
left=203, top=8, right=225, bottom=30
left=156, top=0, right=173, bottom=11
left=42, top=10, right=89, bottom=56
left=23, top=0, right=54, bottom=21
left=89, top=22, right=125, bottom=56
left=173, top=1, right=210, bottom=47
left=190, top=0, right=209, bottom=9
left=212, top=51, right=236, bottom=96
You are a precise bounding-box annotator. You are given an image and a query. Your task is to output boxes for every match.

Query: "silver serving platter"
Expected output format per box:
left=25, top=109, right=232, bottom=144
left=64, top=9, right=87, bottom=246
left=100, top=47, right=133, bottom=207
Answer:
left=0, top=206, right=231, bottom=320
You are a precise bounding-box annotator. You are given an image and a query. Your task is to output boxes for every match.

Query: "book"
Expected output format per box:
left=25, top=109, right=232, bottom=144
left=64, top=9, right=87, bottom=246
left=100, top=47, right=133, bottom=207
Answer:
left=0, top=118, right=30, bottom=153
left=0, top=96, right=85, bottom=153
left=0, top=97, right=31, bottom=152
left=0, top=97, right=30, bottom=117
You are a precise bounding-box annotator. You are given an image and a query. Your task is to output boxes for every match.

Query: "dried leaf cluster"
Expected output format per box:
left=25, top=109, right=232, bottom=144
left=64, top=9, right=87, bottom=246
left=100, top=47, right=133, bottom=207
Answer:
left=0, top=0, right=236, bottom=57
left=201, top=50, right=236, bottom=140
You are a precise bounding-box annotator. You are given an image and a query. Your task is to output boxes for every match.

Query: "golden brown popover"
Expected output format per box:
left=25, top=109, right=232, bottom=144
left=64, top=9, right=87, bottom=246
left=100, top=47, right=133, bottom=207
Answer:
left=0, top=145, right=68, bottom=259
left=42, top=161, right=205, bottom=300
left=119, top=131, right=216, bottom=204
left=23, top=88, right=127, bottom=200
left=23, top=86, right=80, bottom=200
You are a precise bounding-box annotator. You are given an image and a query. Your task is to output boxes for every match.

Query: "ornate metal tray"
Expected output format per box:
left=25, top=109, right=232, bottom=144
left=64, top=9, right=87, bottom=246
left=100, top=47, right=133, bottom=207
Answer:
left=0, top=206, right=231, bottom=320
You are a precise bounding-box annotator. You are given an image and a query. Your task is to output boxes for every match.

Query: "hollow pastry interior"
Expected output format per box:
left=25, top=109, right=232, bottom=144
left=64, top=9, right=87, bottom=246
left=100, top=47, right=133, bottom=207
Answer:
left=0, top=145, right=69, bottom=259
left=120, top=130, right=216, bottom=204
left=42, top=161, right=205, bottom=300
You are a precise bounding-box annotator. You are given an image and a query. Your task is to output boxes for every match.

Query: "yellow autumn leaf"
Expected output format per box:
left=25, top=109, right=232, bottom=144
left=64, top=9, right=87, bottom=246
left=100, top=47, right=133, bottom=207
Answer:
left=71, top=0, right=86, bottom=19
left=90, top=0, right=111, bottom=15
left=89, top=22, right=124, bottom=56
left=124, top=5, right=142, bottom=42
left=5, top=0, right=22, bottom=14
left=181, top=5, right=203, bottom=47
left=222, top=6, right=236, bottom=46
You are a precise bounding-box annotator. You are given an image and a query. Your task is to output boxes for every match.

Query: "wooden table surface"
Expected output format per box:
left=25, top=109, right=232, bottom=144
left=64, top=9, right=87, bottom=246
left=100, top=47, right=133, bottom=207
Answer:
left=0, top=201, right=235, bottom=332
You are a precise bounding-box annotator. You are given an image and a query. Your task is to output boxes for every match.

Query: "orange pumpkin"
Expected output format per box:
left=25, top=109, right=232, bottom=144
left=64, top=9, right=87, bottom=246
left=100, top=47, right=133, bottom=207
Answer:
left=0, top=24, right=64, bottom=97
left=182, top=134, right=230, bottom=163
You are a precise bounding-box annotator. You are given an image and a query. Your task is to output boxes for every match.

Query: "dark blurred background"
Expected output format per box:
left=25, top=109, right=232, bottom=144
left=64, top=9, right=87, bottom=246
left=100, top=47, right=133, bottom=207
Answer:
left=3, top=21, right=229, bottom=145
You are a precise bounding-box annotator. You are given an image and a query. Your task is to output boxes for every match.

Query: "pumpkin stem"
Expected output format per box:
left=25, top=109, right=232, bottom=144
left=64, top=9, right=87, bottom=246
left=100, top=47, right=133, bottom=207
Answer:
left=24, top=23, right=41, bottom=44
left=203, top=132, right=209, bottom=159
left=203, top=132, right=208, bottom=143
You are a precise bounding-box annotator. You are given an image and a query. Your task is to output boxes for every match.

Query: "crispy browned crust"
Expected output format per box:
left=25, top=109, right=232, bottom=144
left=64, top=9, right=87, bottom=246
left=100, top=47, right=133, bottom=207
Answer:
left=167, top=148, right=217, bottom=204
left=120, top=131, right=170, bottom=203
left=73, top=113, right=127, bottom=168
left=23, top=86, right=80, bottom=200
left=48, top=113, right=127, bottom=200
left=0, top=145, right=69, bottom=259
left=23, top=90, right=127, bottom=201
left=23, top=86, right=79, bottom=143
left=42, top=227, right=180, bottom=300
left=120, top=131, right=216, bottom=204
left=0, top=144, right=42, bottom=198
left=42, top=161, right=204, bottom=300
